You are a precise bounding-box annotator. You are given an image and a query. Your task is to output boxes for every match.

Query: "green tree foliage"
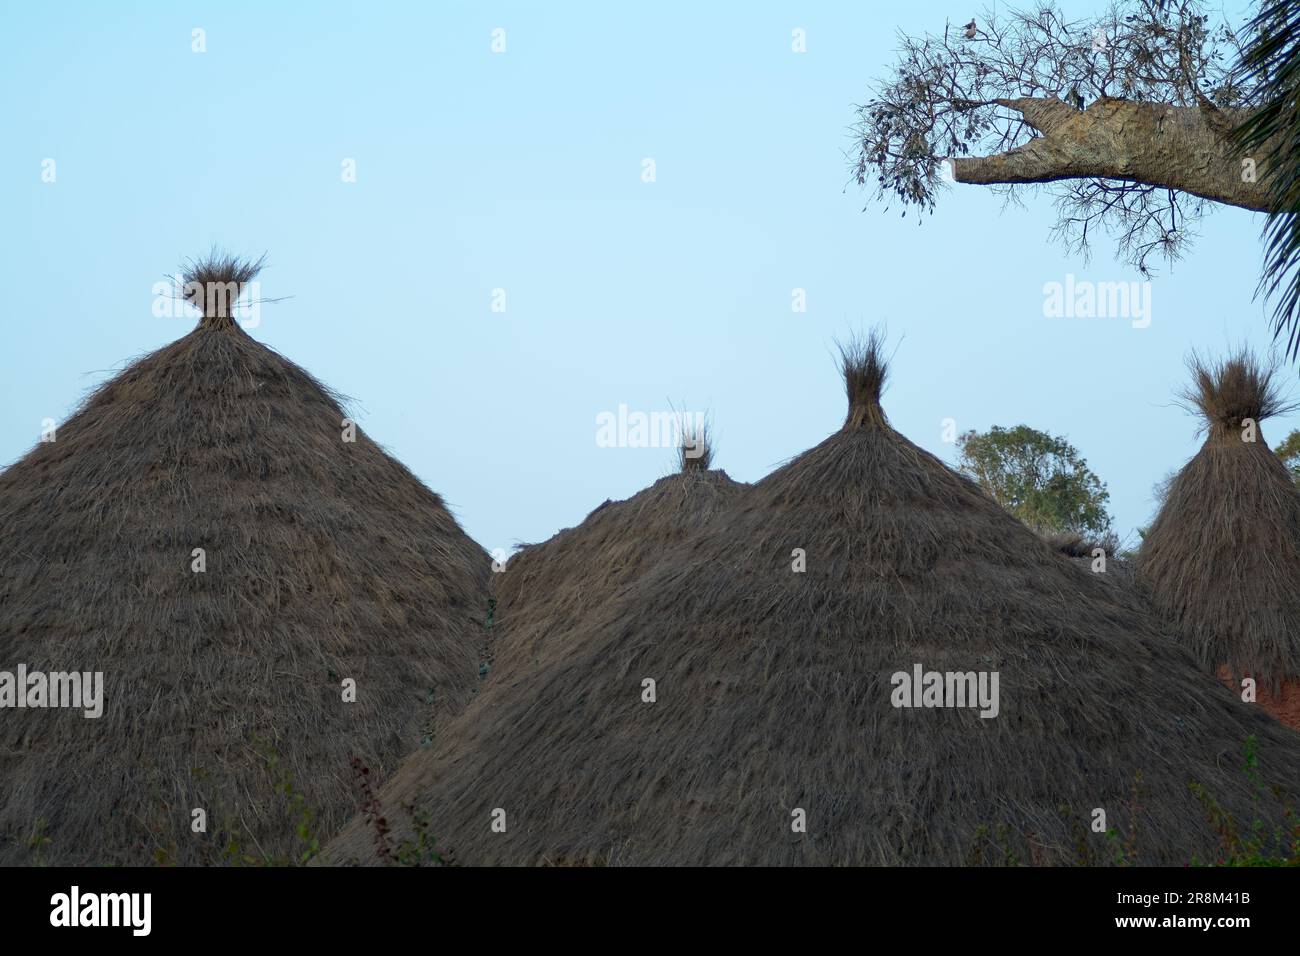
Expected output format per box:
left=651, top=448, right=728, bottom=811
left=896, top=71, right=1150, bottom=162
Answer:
left=957, top=425, right=1113, bottom=536
left=1273, top=428, right=1300, bottom=483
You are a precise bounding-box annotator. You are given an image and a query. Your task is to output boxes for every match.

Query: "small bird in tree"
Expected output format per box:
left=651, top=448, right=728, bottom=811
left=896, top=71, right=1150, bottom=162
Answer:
left=963, top=19, right=977, bottom=39
left=1067, top=87, right=1085, bottom=110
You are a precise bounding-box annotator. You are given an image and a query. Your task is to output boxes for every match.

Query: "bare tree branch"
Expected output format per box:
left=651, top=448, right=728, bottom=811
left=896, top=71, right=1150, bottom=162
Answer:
left=851, top=0, right=1262, bottom=275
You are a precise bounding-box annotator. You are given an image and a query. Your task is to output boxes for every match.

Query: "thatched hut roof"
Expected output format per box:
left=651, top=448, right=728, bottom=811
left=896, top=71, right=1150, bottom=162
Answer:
left=1138, top=348, right=1300, bottom=705
left=488, top=425, right=742, bottom=683
left=1042, top=530, right=1139, bottom=595
left=0, top=254, right=489, bottom=865
left=321, top=333, right=1300, bottom=866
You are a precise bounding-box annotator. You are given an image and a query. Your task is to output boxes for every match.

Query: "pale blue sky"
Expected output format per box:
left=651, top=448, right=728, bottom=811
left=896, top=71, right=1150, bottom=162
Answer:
left=2, top=0, right=1284, bottom=555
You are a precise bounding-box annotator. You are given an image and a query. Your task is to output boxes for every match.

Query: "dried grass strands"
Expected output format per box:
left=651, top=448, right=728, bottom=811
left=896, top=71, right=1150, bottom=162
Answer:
left=1140, top=347, right=1300, bottom=693
left=322, top=334, right=1300, bottom=867
left=489, top=422, right=742, bottom=685
left=0, top=258, right=489, bottom=865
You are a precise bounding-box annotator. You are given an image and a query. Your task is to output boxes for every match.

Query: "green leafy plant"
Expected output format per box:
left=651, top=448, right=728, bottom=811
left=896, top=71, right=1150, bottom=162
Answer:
left=392, top=804, right=445, bottom=866
left=350, top=756, right=445, bottom=866
left=252, top=734, right=320, bottom=864
left=1189, top=736, right=1300, bottom=866
left=956, top=425, right=1113, bottom=538
left=1273, top=428, right=1300, bottom=484
left=27, top=818, right=52, bottom=866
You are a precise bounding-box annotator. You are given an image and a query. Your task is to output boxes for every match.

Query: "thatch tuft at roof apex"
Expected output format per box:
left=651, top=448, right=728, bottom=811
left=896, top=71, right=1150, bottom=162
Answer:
left=179, top=248, right=267, bottom=324
left=1180, top=345, right=1298, bottom=436
left=837, top=329, right=890, bottom=429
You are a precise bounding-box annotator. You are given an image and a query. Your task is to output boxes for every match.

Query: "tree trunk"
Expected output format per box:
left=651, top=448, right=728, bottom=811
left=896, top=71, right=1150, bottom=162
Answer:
left=952, top=97, right=1272, bottom=212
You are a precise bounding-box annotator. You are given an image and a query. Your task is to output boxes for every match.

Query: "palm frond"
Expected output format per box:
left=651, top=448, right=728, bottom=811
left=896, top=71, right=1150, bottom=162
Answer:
left=1232, top=1, right=1300, bottom=359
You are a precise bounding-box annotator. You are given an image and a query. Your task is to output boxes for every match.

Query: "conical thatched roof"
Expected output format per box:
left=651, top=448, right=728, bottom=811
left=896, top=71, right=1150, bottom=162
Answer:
left=0, top=255, right=489, bottom=865
left=1138, top=348, right=1300, bottom=725
left=488, top=423, right=741, bottom=683
left=321, top=335, right=1300, bottom=866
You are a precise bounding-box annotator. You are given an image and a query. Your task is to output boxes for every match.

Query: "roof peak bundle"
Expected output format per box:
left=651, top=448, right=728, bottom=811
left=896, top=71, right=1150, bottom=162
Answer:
left=677, top=415, right=714, bottom=472
left=178, top=249, right=268, bottom=327
left=838, top=329, right=890, bottom=429
left=1179, top=346, right=1297, bottom=439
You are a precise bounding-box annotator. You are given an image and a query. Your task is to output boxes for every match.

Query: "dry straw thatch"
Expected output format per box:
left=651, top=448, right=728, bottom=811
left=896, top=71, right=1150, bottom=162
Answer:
left=677, top=414, right=714, bottom=472
left=489, top=421, right=742, bottom=683
left=322, top=332, right=1300, bottom=866
left=0, top=254, right=489, bottom=864
left=1042, top=530, right=1139, bottom=595
left=1138, top=347, right=1300, bottom=726
left=178, top=250, right=267, bottom=320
